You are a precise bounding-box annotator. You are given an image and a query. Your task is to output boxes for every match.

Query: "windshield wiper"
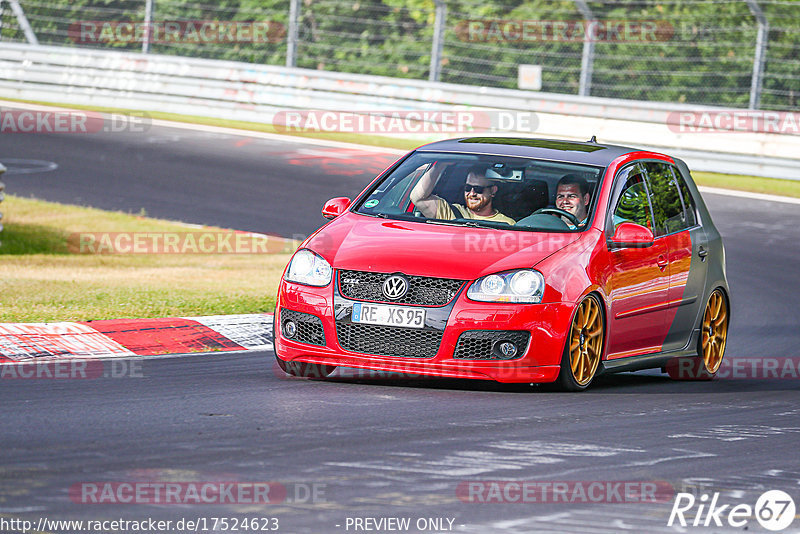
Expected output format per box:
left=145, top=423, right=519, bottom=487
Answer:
left=425, top=219, right=505, bottom=230
left=424, top=219, right=462, bottom=227
left=462, top=220, right=509, bottom=230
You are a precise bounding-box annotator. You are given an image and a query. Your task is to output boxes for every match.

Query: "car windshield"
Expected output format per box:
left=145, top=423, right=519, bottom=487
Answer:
left=355, top=151, right=603, bottom=232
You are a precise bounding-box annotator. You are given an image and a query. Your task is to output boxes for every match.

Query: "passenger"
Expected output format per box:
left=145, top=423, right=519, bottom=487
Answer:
left=410, top=162, right=515, bottom=224
left=554, top=174, right=591, bottom=228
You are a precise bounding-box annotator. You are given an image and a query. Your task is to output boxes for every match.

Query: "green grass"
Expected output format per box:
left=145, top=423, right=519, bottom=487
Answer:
left=0, top=221, right=70, bottom=255
left=0, top=195, right=294, bottom=323
left=693, top=171, right=800, bottom=198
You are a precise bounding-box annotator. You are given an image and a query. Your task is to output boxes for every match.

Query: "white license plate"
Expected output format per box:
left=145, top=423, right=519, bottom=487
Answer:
left=352, top=303, right=426, bottom=329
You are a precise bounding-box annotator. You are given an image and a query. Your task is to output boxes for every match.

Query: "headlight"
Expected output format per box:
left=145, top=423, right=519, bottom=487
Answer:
left=284, top=249, right=332, bottom=287
left=467, top=269, right=544, bottom=303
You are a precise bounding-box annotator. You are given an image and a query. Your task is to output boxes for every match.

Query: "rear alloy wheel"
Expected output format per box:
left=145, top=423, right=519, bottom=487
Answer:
left=558, top=294, right=605, bottom=391
left=700, top=288, right=728, bottom=375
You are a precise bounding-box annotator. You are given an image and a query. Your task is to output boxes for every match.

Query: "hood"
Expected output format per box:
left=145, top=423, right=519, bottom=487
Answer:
left=304, top=213, right=582, bottom=280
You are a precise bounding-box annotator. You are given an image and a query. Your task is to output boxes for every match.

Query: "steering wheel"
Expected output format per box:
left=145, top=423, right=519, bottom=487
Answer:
left=532, top=208, right=581, bottom=227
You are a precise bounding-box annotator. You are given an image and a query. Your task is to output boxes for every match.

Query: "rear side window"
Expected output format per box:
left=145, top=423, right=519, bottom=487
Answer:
left=644, top=162, right=688, bottom=236
left=673, top=169, right=698, bottom=228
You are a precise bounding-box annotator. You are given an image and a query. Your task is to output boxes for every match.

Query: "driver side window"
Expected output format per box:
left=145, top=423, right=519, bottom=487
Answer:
left=613, top=172, right=653, bottom=231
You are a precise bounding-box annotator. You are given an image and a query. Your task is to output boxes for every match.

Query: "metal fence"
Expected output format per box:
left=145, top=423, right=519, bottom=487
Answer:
left=0, top=0, right=798, bottom=111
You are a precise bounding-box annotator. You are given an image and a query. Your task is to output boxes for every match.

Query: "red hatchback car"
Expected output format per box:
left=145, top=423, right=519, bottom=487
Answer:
left=274, top=137, right=730, bottom=390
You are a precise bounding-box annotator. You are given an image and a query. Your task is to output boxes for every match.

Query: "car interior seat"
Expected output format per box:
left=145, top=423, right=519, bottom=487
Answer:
left=494, top=179, right=549, bottom=221
left=431, top=163, right=470, bottom=206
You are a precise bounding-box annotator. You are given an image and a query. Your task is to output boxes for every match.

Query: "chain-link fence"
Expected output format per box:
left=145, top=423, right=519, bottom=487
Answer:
left=0, top=0, right=797, bottom=111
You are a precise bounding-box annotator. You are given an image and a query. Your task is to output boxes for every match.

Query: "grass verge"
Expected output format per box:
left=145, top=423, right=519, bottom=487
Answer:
left=693, top=171, right=800, bottom=198
left=0, top=195, right=292, bottom=323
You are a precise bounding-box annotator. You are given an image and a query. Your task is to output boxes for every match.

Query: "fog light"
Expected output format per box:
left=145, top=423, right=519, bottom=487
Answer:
left=284, top=320, right=297, bottom=338
left=497, top=341, right=518, bottom=359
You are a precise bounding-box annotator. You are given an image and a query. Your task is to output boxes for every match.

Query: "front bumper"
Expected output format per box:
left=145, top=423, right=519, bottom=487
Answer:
left=274, top=279, right=575, bottom=384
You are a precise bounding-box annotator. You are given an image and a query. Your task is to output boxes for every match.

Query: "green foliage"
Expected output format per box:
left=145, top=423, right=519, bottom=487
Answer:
left=614, top=180, right=652, bottom=229
left=295, top=0, right=434, bottom=78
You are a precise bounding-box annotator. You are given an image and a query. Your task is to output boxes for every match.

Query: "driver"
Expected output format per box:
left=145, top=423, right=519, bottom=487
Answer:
left=410, top=162, right=515, bottom=224
left=554, top=174, right=591, bottom=228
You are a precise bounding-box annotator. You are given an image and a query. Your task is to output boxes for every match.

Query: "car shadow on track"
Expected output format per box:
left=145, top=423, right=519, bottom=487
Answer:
left=280, top=366, right=800, bottom=394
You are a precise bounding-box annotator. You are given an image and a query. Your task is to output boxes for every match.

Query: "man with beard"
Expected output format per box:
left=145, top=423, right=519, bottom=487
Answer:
left=410, top=162, right=515, bottom=224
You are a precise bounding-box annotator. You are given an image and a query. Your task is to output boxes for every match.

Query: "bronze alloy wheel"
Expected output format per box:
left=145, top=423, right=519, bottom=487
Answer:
left=559, top=294, right=605, bottom=390
left=700, top=289, right=728, bottom=374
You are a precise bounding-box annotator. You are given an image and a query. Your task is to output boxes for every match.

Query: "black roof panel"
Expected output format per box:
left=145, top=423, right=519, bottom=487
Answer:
left=415, top=137, right=652, bottom=166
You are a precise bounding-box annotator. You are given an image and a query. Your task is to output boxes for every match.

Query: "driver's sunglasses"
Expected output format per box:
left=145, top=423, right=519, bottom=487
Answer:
left=464, top=184, right=487, bottom=194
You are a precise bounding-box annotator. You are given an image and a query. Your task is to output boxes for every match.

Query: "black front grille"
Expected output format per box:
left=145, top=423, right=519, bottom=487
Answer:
left=280, top=309, right=325, bottom=346
left=336, top=323, right=443, bottom=358
left=453, top=330, right=530, bottom=360
left=338, top=270, right=463, bottom=306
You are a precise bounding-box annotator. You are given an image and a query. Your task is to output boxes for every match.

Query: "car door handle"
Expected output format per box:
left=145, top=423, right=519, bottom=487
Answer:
left=698, top=246, right=708, bottom=260
left=657, top=255, right=668, bottom=270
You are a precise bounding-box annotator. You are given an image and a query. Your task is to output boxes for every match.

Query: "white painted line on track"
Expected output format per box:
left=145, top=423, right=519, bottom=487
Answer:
left=698, top=185, right=800, bottom=206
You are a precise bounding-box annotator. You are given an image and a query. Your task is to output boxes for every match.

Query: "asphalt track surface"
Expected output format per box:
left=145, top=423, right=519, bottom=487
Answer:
left=2, top=121, right=800, bottom=533
left=0, top=123, right=400, bottom=237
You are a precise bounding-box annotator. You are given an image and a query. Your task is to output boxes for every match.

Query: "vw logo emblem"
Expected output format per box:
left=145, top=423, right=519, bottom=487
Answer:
left=499, top=342, right=518, bottom=359
left=382, top=275, right=409, bottom=300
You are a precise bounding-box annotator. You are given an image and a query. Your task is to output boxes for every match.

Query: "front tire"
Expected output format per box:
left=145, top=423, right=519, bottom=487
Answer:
left=556, top=294, right=605, bottom=391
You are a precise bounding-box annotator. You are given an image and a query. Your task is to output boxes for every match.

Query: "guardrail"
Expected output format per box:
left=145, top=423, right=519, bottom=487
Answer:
left=0, top=43, right=798, bottom=179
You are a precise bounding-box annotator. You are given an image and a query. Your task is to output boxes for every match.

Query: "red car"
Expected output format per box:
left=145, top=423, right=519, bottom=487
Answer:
left=274, top=137, right=730, bottom=390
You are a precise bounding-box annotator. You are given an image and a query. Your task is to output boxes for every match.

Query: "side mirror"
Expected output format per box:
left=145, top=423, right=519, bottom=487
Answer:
left=322, top=197, right=351, bottom=219
left=608, top=222, right=654, bottom=249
